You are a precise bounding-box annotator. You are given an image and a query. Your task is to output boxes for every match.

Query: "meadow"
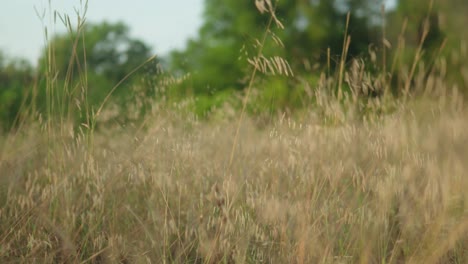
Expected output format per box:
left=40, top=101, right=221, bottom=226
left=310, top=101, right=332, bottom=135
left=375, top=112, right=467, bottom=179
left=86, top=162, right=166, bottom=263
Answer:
left=1, top=1, right=468, bottom=263
left=1, top=84, right=467, bottom=263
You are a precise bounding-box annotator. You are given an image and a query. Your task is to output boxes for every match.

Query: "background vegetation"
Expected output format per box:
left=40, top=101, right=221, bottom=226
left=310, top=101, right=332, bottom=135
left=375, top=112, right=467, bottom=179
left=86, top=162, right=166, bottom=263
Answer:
left=1, top=0, right=467, bottom=127
left=1, top=0, right=467, bottom=263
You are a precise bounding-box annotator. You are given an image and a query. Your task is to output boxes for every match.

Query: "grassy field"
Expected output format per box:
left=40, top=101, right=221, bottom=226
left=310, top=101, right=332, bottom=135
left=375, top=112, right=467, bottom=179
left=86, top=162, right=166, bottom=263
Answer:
left=1, top=2, right=468, bottom=263
left=1, top=90, right=467, bottom=263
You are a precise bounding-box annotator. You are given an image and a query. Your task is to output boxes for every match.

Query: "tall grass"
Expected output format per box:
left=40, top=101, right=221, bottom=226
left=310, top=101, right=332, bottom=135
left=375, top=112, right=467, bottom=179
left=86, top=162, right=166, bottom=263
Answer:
left=1, top=1, right=467, bottom=263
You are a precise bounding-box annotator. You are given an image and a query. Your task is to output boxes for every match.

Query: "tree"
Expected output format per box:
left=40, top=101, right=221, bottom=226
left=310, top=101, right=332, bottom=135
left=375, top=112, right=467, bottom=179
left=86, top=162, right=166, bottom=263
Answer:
left=389, top=1, right=445, bottom=49
left=0, top=52, right=34, bottom=130
left=170, top=0, right=382, bottom=96
left=387, top=0, right=468, bottom=94
left=38, top=21, right=154, bottom=115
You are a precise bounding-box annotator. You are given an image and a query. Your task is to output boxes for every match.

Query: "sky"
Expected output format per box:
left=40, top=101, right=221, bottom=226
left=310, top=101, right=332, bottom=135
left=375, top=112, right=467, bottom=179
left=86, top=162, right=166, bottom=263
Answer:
left=0, top=0, right=397, bottom=66
left=0, top=0, right=204, bottom=65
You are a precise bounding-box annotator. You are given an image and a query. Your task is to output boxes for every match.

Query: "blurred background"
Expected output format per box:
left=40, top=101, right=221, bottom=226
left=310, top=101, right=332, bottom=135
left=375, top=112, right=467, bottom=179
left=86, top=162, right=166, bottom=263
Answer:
left=0, top=0, right=467, bottom=130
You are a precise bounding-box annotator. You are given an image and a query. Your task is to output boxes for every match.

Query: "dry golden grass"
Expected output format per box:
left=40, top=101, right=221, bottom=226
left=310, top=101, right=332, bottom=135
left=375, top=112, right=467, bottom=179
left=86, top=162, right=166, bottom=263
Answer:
left=1, top=91, right=467, bottom=263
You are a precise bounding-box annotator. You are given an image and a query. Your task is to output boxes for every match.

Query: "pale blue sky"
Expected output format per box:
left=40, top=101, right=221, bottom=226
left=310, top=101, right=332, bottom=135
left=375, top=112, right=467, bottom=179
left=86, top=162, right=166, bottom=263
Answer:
left=0, top=0, right=204, bottom=65
left=1, top=0, right=396, bottom=65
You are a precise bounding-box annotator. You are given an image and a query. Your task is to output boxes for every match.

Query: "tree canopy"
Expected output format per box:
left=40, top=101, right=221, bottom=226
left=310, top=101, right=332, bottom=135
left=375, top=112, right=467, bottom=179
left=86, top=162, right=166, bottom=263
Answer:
left=170, top=0, right=383, bottom=95
left=36, top=21, right=155, bottom=119
left=40, top=21, right=153, bottom=85
left=0, top=52, right=34, bottom=129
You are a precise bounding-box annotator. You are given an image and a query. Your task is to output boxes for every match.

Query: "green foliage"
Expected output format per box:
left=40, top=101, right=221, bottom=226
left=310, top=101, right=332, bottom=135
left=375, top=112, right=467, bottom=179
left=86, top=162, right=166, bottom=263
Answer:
left=40, top=21, right=152, bottom=84
left=0, top=52, right=34, bottom=130
left=169, top=0, right=383, bottom=114
left=192, top=89, right=238, bottom=117
left=386, top=0, right=467, bottom=95
left=36, top=21, right=155, bottom=122
left=390, top=0, right=445, bottom=50
left=249, top=77, right=311, bottom=115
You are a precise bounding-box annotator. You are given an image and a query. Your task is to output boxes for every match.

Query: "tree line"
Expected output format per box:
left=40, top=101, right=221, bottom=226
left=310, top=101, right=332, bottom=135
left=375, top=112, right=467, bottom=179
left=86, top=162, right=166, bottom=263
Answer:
left=0, top=0, right=466, bottom=130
